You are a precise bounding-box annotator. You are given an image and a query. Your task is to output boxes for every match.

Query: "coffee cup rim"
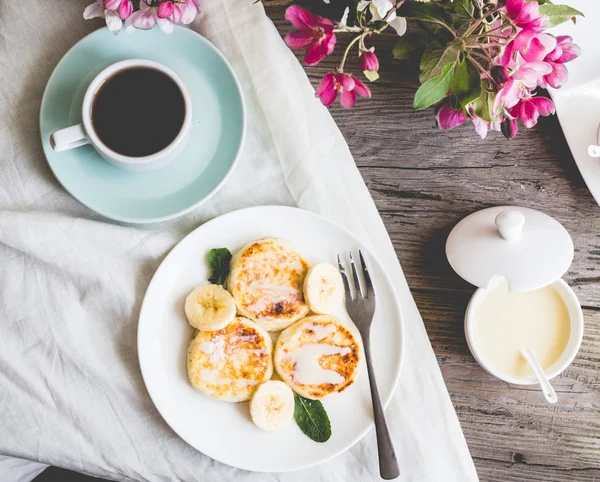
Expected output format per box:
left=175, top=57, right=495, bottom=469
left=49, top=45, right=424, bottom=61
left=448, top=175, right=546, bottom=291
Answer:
left=82, top=58, right=192, bottom=165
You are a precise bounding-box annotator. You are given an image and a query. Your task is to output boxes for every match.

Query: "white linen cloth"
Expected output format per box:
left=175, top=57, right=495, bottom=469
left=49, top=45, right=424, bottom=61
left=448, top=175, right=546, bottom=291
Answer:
left=0, top=0, right=477, bottom=480
left=0, top=456, right=46, bottom=482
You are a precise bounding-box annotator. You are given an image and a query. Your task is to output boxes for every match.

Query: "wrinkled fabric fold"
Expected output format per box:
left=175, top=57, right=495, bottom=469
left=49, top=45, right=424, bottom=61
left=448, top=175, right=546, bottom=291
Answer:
left=0, top=0, right=476, bottom=481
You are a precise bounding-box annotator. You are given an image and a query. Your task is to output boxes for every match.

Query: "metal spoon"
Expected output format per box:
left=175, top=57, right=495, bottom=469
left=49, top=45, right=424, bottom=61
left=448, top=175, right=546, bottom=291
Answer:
left=520, top=347, right=557, bottom=404
left=588, top=145, right=600, bottom=157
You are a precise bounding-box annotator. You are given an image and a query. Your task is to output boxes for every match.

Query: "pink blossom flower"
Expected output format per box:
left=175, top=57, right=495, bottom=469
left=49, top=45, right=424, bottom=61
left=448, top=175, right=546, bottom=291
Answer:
left=540, top=61, right=567, bottom=89
left=469, top=106, right=501, bottom=139
left=158, top=1, right=173, bottom=19
left=360, top=51, right=379, bottom=72
left=505, top=0, right=546, bottom=32
left=512, top=61, right=553, bottom=88
left=436, top=105, right=468, bottom=130
left=494, top=79, right=522, bottom=113
left=494, top=61, right=552, bottom=113
left=126, top=0, right=174, bottom=33
left=437, top=104, right=500, bottom=139
left=104, top=0, right=121, bottom=10
left=359, top=0, right=407, bottom=36
left=501, top=118, right=518, bottom=139
left=84, top=0, right=132, bottom=32
left=520, top=32, right=557, bottom=63
left=539, top=36, right=581, bottom=89
left=548, top=36, right=581, bottom=63
left=472, top=115, right=500, bottom=139
left=285, top=6, right=336, bottom=66
left=316, top=73, right=371, bottom=108
left=500, top=29, right=555, bottom=68
left=84, top=1, right=105, bottom=22
left=509, top=96, right=555, bottom=128
left=177, top=0, right=200, bottom=25
left=123, top=0, right=198, bottom=32
left=119, top=0, right=133, bottom=20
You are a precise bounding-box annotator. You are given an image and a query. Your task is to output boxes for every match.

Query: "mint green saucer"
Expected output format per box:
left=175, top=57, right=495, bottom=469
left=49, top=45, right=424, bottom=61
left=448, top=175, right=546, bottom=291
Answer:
left=40, top=26, right=245, bottom=223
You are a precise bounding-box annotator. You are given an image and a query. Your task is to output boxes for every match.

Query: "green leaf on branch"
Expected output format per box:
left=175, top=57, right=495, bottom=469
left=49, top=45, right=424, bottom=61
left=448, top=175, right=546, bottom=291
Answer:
left=364, top=70, right=380, bottom=82
left=453, top=0, right=474, bottom=18
left=539, top=4, right=583, bottom=27
left=536, top=0, right=553, bottom=5
left=433, top=26, right=455, bottom=43
left=419, top=41, right=459, bottom=83
left=451, top=58, right=481, bottom=109
left=397, top=1, right=454, bottom=28
left=414, top=62, right=455, bottom=111
left=472, top=80, right=495, bottom=123
left=393, top=32, right=428, bottom=61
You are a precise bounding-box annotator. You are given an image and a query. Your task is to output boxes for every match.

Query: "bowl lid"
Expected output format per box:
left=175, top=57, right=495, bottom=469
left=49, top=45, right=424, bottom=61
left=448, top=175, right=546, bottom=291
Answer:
left=446, top=206, right=573, bottom=292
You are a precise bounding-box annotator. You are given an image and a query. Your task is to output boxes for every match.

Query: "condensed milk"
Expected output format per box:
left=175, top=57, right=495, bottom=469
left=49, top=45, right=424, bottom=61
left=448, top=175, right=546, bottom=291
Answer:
left=473, top=279, right=571, bottom=378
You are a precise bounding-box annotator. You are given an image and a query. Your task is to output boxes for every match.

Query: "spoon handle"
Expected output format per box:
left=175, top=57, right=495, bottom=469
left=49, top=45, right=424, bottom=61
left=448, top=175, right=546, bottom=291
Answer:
left=521, top=348, right=558, bottom=404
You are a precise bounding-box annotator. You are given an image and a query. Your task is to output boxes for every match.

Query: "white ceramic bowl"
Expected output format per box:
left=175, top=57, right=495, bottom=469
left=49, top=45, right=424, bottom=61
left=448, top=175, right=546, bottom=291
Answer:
left=465, top=277, right=584, bottom=385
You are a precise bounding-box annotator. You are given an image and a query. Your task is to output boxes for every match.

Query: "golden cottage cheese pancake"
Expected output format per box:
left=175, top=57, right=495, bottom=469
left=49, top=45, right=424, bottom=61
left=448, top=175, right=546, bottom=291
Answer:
left=187, top=317, right=273, bottom=402
left=228, top=238, right=310, bottom=332
left=274, top=315, right=360, bottom=399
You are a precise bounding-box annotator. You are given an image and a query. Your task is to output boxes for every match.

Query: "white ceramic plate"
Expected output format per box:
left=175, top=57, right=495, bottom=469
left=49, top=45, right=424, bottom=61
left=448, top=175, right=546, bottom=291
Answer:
left=549, top=0, right=600, bottom=205
left=138, top=206, right=404, bottom=472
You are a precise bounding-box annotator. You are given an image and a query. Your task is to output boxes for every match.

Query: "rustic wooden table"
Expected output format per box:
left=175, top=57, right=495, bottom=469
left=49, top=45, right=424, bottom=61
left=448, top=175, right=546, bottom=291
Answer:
left=35, top=3, right=600, bottom=482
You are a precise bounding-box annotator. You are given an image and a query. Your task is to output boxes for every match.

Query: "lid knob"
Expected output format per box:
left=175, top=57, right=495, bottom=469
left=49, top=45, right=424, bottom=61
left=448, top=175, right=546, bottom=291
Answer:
left=446, top=206, right=574, bottom=292
left=495, top=209, right=525, bottom=242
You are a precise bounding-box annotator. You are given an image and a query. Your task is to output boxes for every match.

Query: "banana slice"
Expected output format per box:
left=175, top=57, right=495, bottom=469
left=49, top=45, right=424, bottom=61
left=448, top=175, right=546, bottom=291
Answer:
left=303, top=263, right=344, bottom=314
left=250, top=380, right=295, bottom=431
left=185, top=285, right=236, bottom=331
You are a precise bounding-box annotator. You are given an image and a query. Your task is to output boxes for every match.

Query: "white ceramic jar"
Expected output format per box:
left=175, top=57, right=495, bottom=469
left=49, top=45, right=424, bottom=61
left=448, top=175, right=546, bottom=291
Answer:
left=446, top=206, right=584, bottom=385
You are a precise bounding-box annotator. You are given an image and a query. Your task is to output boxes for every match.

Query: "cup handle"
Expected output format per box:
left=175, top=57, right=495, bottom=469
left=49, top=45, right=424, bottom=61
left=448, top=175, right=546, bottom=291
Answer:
left=49, top=124, right=90, bottom=152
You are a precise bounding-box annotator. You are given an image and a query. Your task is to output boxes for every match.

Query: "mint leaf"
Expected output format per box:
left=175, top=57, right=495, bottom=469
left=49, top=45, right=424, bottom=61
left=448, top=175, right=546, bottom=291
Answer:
left=294, top=394, right=331, bottom=443
left=419, top=41, right=459, bottom=83
left=539, top=4, right=583, bottom=27
left=414, top=62, right=455, bottom=111
left=398, top=2, right=453, bottom=28
left=207, top=248, right=232, bottom=285
left=451, top=58, right=481, bottom=109
left=393, top=32, right=428, bottom=61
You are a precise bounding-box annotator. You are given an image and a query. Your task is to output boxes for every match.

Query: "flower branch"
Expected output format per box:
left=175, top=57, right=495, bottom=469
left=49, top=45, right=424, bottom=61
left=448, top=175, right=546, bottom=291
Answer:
left=84, top=0, right=200, bottom=34
left=282, top=0, right=583, bottom=140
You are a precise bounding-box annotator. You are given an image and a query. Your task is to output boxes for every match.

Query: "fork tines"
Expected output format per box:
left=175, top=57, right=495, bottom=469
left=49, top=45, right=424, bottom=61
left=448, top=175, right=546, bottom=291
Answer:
left=338, top=250, right=374, bottom=301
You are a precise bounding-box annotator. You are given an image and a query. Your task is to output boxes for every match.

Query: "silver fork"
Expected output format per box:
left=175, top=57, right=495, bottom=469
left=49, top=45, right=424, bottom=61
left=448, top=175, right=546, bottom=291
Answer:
left=338, top=251, right=400, bottom=480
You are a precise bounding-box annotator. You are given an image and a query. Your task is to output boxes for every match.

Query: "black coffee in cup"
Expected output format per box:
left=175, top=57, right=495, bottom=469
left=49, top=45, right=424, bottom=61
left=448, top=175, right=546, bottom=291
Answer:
left=92, top=67, right=185, bottom=157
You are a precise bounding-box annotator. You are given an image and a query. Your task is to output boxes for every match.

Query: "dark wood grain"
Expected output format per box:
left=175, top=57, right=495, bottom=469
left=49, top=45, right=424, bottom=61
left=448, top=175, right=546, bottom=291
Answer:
left=265, top=2, right=600, bottom=481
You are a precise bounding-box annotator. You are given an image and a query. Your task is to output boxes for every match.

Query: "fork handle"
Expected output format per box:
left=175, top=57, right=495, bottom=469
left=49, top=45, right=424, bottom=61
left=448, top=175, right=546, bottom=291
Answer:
left=364, top=338, right=400, bottom=480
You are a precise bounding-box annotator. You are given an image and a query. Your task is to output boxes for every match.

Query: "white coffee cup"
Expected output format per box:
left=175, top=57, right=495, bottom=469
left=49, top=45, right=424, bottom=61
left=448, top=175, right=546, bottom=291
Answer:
left=49, top=59, right=192, bottom=172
